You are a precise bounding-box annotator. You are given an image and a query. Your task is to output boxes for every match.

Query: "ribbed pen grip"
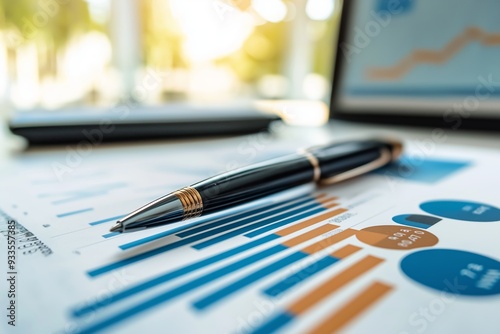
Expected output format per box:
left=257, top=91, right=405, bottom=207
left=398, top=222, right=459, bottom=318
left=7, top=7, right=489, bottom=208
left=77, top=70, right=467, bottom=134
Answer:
left=174, top=187, right=204, bottom=220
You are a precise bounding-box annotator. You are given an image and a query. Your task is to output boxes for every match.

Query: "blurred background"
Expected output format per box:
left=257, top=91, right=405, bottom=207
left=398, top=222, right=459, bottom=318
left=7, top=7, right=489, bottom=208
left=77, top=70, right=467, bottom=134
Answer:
left=0, top=0, right=340, bottom=115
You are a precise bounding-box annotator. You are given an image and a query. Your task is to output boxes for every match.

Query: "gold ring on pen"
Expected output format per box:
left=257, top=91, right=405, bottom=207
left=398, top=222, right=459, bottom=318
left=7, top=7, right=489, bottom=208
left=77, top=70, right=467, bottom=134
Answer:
left=299, top=150, right=321, bottom=182
left=174, top=187, right=204, bottom=220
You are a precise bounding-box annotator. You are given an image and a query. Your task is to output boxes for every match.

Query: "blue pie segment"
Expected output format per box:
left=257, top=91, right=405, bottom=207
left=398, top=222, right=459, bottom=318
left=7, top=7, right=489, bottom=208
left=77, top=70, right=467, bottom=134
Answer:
left=401, top=249, right=500, bottom=296
left=420, top=200, right=500, bottom=222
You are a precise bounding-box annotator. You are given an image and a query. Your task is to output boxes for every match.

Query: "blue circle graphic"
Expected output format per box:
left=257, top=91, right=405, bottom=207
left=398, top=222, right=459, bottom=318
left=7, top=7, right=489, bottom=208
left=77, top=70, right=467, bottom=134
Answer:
left=420, top=200, right=500, bottom=222
left=401, top=249, right=500, bottom=296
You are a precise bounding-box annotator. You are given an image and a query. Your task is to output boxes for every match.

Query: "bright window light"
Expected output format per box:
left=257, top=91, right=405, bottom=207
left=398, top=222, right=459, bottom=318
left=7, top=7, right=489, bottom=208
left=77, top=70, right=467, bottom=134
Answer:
left=253, top=0, right=288, bottom=23
left=306, top=0, right=335, bottom=21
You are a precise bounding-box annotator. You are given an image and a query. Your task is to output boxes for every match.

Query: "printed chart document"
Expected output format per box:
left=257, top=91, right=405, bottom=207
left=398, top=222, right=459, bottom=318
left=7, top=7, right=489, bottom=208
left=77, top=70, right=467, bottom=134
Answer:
left=0, top=136, right=499, bottom=334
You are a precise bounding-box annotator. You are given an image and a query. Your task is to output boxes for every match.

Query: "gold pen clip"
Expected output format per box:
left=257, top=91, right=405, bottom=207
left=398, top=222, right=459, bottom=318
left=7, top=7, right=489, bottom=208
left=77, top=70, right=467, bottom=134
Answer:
left=298, top=149, right=321, bottom=182
left=299, top=139, right=402, bottom=186
left=318, top=147, right=392, bottom=185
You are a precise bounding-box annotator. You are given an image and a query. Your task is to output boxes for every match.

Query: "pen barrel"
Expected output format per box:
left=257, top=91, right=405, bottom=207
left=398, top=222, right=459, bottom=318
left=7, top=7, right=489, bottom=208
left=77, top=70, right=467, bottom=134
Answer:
left=309, top=139, right=396, bottom=183
left=192, top=139, right=398, bottom=215
left=193, top=155, right=314, bottom=213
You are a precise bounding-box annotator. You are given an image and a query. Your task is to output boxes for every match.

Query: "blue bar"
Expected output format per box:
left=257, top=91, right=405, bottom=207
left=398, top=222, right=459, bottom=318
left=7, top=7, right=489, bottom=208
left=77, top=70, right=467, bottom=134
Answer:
left=53, top=194, right=100, bottom=204
left=372, top=156, right=469, bottom=184
left=193, top=251, right=308, bottom=310
left=102, top=237, right=197, bottom=274
left=177, top=195, right=308, bottom=238
left=244, top=207, right=325, bottom=238
left=52, top=182, right=128, bottom=205
left=119, top=220, right=234, bottom=251
left=78, top=235, right=279, bottom=315
left=88, top=226, right=278, bottom=277
left=118, top=218, right=210, bottom=250
left=102, top=232, right=120, bottom=239
left=189, top=202, right=321, bottom=248
left=56, top=208, right=93, bottom=218
left=120, top=198, right=318, bottom=251
left=250, top=312, right=295, bottom=334
left=263, top=255, right=339, bottom=297
left=89, top=215, right=125, bottom=226
left=76, top=245, right=288, bottom=334
left=97, top=239, right=190, bottom=274
left=175, top=215, right=238, bottom=238
left=176, top=202, right=282, bottom=238
left=192, top=202, right=323, bottom=250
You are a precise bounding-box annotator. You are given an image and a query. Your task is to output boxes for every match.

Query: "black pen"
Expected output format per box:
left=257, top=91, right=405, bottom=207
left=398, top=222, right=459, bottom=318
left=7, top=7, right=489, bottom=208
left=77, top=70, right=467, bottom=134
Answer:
left=110, top=138, right=402, bottom=233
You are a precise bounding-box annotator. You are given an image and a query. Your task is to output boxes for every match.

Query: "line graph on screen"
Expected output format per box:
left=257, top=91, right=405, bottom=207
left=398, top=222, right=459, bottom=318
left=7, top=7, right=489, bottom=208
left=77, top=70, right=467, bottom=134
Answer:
left=366, top=27, right=500, bottom=81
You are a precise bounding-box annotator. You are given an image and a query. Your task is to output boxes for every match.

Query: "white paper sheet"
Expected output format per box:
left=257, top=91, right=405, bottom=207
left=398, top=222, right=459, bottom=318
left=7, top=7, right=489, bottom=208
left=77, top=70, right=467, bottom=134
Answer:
left=1, top=137, right=499, bottom=334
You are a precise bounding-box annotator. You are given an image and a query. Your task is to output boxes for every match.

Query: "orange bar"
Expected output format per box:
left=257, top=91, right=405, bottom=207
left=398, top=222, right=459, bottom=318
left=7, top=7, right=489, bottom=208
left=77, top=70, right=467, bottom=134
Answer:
left=316, top=195, right=339, bottom=208
left=315, top=193, right=338, bottom=202
left=308, top=281, right=393, bottom=334
left=288, top=255, right=384, bottom=315
left=319, top=200, right=339, bottom=209
left=318, top=195, right=338, bottom=205
left=318, top=198, right=338, bottom=207
left=301, top=228, right=357, bottom=255
left=282, top=224, right=337, bottom=248
left=277, top=208, right=346, bottom=237
left=330, top=244, right=362, bottom=259
left=323, top=203, right=347, bottom=212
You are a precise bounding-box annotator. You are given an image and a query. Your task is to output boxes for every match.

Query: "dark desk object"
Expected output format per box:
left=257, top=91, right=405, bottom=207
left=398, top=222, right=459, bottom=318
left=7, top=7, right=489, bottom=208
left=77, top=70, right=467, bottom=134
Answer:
left=9, top=104, right=279, bottom=145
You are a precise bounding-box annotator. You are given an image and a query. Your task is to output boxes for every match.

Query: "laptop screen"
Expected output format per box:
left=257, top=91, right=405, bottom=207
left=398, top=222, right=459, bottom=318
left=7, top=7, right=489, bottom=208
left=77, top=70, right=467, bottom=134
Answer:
left=333, top=0, right=500, bottom=119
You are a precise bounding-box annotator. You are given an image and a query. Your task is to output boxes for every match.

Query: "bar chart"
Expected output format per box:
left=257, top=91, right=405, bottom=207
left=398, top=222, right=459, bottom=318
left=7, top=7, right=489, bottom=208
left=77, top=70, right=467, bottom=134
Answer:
left=73, top=199, right=345, bottom=318
left=251, top=256, right=388, bottom=334
left=3, top=139, right=500, bottom=334
left=70, top=195, right=440, bottom=334
left=26, top=172, right=447, bottom=334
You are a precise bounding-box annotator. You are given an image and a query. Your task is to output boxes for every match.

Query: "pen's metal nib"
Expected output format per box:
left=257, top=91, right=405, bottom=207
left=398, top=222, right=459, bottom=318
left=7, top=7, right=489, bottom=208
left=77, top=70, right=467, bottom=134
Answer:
left=114, top=193, right=185, bottom=232
left=109, top=221, right=123, bottom=233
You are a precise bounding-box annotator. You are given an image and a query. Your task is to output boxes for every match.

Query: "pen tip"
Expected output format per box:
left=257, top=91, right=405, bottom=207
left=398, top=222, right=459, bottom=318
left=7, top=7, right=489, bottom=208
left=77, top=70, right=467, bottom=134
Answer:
left=110, top=221, right=123, bottom=233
